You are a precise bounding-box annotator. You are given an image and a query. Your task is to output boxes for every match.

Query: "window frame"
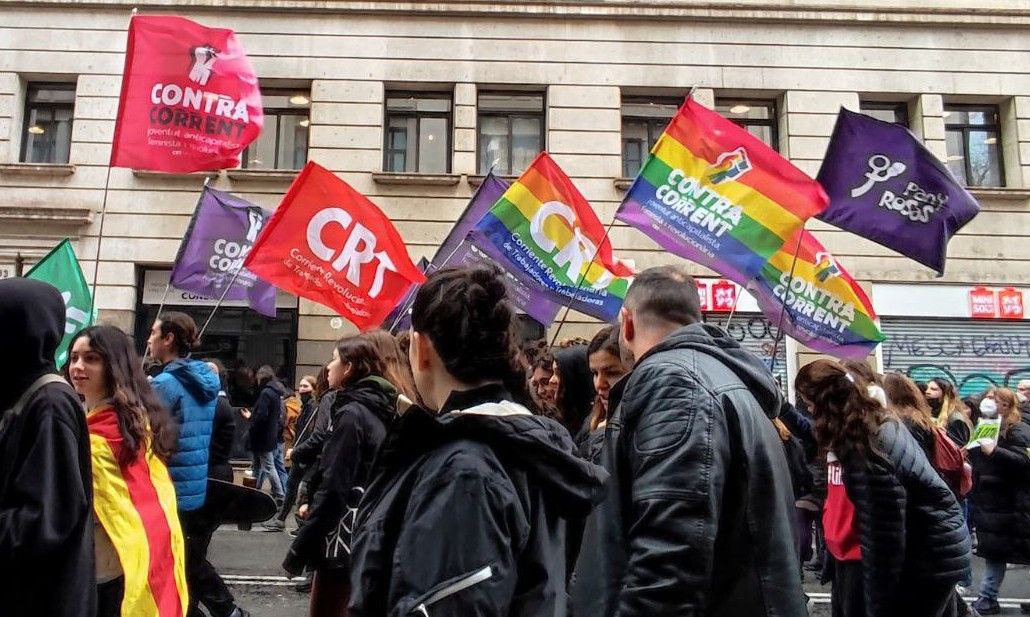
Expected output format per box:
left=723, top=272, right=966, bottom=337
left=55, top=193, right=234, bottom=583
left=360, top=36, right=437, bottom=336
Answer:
left=714, top=97, right=779, bottom=151
left=944, top=103, right=1005, bottom=188
left=620, top=96, right=681, bottom=178
left=382, top=91, right=453, bottom=174
left=476, top=91, right=546, bottom=175
left=859, top=100, right=910, bottom=128
left=241, top=88, right=310, bottom=170
left=19, top=82, right=76, bottom=164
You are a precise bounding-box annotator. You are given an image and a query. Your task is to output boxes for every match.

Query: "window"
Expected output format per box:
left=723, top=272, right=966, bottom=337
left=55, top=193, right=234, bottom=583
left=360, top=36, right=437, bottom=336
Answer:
left=944, top=104, right=1003, bottom=187
left=478, top=93, right=545, bottom=175
left=242, top=89, right=309, bottom=170
left=383, top=93, right=451, bottom=173
left=621, top=98, right=680, bottom=177
left=20, top=83, right=75, bottom=164
left=860, top=101, right=909, bottom=127
left=715, top=98, right=778, bottom=150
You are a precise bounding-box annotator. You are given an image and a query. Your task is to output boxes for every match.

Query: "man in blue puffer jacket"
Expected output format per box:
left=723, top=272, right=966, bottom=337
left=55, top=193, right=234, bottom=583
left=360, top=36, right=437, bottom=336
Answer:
left=147, top=311, right=220, bottom=511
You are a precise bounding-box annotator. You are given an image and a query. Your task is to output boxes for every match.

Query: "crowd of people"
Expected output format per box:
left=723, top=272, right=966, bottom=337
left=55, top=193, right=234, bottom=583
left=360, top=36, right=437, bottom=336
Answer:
left=3, top=266, right=1030, bottom=617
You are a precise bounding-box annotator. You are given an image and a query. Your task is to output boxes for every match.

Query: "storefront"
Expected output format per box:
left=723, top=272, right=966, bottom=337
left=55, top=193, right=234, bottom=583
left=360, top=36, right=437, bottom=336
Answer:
left=696, top=278, right=788, bottom=388
left=134, top=269, right=300, bottom=408
left=874, top=284, right=1030, bottom=397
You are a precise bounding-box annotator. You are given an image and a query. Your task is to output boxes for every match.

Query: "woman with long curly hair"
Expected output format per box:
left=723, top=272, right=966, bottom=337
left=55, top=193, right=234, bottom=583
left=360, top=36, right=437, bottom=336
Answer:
left=66, top=325, right=187, bottom=617
left=968, top=388, right=1030, bottom=615
left=795, top=359, right=969, bottom=617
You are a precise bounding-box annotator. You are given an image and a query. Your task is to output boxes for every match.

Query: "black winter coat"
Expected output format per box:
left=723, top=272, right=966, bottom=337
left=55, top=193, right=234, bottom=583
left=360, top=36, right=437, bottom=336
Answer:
left=838, top=420, right=971, bottom=616
left=208, top=392, right=236, bottom=483
left=0, top=278, right=95, bottom=617
left=249, top=379, right=288, bottom=454
left=348, top=384, right=608, bottom=617
left=284, top=378, right=396, bottom=573
left=571, top=323, right=807, bottom=617
left=969, top=415, right=1030, bottom=564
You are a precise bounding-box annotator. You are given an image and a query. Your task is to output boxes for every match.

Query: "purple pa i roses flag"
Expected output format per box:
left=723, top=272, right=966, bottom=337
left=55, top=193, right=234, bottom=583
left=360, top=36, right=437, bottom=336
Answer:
left=170, top=186, right=277, bottom=316
left=383, top=173, right=562, bottom=333
left=816, top=108, right=981, bottom=275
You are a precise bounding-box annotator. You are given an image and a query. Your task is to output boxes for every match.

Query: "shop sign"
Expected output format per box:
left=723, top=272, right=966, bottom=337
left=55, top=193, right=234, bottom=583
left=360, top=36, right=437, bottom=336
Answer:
left=710, top=279, right=738, bottom=312
left=696, top=281, right=709, bottom=310
left=969, top=287, right=999, bottom=319
left=999, top=288, right=1025, bottom=320
left=0, top=264, right=13, bottom=279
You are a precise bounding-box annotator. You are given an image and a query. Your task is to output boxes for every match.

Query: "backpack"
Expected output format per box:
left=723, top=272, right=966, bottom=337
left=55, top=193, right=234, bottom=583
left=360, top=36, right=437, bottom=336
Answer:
left=281, top=392, right=303, bottom=450
left=932, top=426, right=973, bottom=498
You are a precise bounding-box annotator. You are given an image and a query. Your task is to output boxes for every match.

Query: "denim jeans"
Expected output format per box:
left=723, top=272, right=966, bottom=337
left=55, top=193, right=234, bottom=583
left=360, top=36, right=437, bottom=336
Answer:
left=254, top=450, right=285, bottom=500
left=980, top=559, right=1007, bottom=600
left=273, top=442, right=289, bottom=491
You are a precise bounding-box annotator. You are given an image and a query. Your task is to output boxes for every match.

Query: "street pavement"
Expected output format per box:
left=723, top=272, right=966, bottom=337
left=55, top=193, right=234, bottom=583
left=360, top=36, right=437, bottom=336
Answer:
left=208, top=523, right=1030, bottom=616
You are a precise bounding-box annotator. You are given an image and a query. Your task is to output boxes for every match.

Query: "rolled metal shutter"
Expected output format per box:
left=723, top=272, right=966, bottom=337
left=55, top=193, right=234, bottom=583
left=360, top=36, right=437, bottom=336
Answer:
left=705, top=313, right=788, bottom=388
left=880, top=317, right=1030, bottom=398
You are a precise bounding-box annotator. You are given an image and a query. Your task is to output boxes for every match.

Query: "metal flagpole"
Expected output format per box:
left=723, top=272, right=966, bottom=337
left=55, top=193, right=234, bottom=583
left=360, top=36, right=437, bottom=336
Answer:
left=89, top=163, right=114, bottom=321
left=723, top=284, right=743, bottom=329
left=548, top=215, right=620, bottom=348
left=198, top=264, right=245, bottom=339
left=767, top=226, right=806, bottom=373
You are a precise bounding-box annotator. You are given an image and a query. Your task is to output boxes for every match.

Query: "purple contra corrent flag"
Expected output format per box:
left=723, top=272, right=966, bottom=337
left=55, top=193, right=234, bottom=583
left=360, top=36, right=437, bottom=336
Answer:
left=170, top=186, right=277, bottom=317
left=816, top=108, right=981, bottom=275
left=384, top=173, right=562, bottom=333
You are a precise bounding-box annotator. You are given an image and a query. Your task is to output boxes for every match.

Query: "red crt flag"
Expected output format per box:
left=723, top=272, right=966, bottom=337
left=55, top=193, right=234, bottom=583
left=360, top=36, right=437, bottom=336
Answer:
left=110, top=15, right=263, bottom=172
left=244, top=162, right=427, bottom=330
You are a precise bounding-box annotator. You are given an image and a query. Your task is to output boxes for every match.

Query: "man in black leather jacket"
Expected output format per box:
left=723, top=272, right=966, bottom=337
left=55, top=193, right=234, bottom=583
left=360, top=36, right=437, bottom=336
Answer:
left=571, top=266, right=807, bottom=616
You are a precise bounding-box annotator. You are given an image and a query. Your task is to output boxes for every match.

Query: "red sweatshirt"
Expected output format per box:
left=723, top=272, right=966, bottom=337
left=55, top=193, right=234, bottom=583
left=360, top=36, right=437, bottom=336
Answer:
left=823, top=453, right=862, bottom=562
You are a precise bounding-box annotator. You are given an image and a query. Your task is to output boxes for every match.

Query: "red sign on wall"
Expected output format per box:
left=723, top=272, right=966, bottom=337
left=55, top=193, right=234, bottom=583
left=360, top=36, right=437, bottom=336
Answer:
left=697, top=280, right=709, bottom=311
left=999, top=288, right=1025, bottom=320
left=710, top=279, right=738, bottom=312
left=969, top=287, right=998, bottom=319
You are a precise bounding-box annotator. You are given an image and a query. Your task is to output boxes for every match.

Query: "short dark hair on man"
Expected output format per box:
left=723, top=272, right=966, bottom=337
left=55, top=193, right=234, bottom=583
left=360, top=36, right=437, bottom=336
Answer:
left=624, top=265, right=702, bottom=327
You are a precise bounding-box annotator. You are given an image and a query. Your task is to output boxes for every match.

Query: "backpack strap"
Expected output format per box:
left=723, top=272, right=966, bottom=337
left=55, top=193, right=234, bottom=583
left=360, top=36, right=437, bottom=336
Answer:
left=0, top=374, right=71, bottom=436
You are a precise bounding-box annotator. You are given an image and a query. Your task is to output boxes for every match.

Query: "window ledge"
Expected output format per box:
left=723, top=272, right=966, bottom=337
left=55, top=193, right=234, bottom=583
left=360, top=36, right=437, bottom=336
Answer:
left=467, top=174, right=519, bottom=188
left=0, top=205, right=93, bottom=225
left=132, top=170, right=219, bottom=180
left=969, top=187, right=1030, bottom=201
left=372, top=172, right=461, bottom=187
left=0, top=163, right=75, bottom=177
left=226, top=169, right=300, bottom=183
left=613, top=177, right=635, bottom=191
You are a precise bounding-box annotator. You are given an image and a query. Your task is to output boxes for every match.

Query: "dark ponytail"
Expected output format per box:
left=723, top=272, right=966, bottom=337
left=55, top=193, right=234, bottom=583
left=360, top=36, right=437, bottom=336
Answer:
left=158, top=311, right=200, bottom=358
left=411, top=264, right=535, bottom=411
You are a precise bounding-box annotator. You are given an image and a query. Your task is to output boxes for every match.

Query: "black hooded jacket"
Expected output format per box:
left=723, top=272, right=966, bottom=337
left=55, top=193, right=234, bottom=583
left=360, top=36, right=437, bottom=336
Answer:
left=553, top=346, right=595, bottom=443
left=0, top=278, right=95, bottom=617
left=284, top=377, right=397, bottom=573
left=249, top=378, right=289, bottom=454
left=348, top=384, right=608, bottom=616
left=571, top=323, right=807, bottom=617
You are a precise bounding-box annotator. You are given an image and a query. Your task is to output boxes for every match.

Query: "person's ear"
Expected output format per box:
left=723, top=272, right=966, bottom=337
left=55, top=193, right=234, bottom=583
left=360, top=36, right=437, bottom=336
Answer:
left=620, top=307, right=634, bottom=342
left=411, top=331, right=432, bottom=371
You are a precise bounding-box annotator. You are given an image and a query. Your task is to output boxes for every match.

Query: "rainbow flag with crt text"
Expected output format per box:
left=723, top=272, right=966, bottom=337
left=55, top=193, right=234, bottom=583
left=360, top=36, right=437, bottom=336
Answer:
left=616, top=97, right=828, bottom=285
left=470, top=152, right=634, bottom=321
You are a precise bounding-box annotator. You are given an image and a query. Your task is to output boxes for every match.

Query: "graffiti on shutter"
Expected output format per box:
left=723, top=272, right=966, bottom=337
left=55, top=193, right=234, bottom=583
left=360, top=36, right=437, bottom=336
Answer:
left=880, top=317, right=1030, bottom=398
left=705, top=313, right=787, bottom=390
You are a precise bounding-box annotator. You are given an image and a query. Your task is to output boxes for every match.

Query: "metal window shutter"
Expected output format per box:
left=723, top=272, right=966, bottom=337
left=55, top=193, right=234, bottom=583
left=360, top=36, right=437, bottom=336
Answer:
left=705, top=313, right=788, bottom=388
left=880, top=317, right=1030, bottom=398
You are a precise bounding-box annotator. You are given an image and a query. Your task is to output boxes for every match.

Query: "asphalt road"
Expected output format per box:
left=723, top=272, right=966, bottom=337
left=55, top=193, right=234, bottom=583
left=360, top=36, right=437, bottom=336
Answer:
left=207, top=523, right=1030, bottom=617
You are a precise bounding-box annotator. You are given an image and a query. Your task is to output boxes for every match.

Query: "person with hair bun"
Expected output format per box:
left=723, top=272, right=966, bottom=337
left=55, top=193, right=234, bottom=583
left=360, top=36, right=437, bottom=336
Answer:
left=795, top=359, right=970, bottom=617
left=348, top=264, right=608, bottom=616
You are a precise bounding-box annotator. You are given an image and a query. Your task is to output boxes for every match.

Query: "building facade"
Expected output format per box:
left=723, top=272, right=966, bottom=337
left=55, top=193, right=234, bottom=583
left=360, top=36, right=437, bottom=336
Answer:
left=1, top=0, right=1028, bottom=402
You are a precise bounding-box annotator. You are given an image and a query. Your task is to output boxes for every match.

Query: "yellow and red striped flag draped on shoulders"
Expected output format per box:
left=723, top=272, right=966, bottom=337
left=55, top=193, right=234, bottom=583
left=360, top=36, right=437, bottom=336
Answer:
left=88, top=406, right=188, bottom=617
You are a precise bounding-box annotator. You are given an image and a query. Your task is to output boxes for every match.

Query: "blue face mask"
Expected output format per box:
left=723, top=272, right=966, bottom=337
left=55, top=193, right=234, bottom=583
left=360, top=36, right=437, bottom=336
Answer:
left=980, top=398, right=998, bottom=418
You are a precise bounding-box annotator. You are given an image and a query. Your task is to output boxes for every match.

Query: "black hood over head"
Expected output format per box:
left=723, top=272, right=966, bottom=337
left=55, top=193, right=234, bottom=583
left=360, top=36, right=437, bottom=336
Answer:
left=641, top=322, right=783, bottom=418
left=381, top=384, right=608, bottom=519
left=553, top=345, right=595, bottom=436
left=0, top=278, right=66, bottom=409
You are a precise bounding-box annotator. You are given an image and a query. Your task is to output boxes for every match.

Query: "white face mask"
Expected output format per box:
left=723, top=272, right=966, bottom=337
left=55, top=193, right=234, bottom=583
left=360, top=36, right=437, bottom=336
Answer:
left=980, top=398, right=999, bottom=418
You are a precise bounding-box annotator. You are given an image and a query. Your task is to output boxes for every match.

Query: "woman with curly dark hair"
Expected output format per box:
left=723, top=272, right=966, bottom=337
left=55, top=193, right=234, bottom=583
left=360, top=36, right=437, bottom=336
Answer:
left=348, top=264, right=607, bottom=616
left=66, top=325, right=187, bottom=617
left=796, top=359, right=970, bottom=617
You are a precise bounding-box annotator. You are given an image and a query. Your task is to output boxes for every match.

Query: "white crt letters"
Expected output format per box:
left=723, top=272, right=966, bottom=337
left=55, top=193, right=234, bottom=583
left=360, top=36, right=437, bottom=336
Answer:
left=306, top=207, right=398, bottom=298
left=530, top=200, right=610, bottom=289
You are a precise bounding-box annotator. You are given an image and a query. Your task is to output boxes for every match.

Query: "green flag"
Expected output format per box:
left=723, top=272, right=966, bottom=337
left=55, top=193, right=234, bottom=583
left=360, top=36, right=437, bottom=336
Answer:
left=26, top=239, right=95, bottom=367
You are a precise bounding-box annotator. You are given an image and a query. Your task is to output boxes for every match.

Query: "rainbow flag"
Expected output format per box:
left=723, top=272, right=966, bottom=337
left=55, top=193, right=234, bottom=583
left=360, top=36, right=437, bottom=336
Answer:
left=747, top=229, right=884, bottom=359
left=470, top=152, right=634, bottom=321
left=88, top=406, right=188, bottom=617
left=616, top=98, right=828, bottom=285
